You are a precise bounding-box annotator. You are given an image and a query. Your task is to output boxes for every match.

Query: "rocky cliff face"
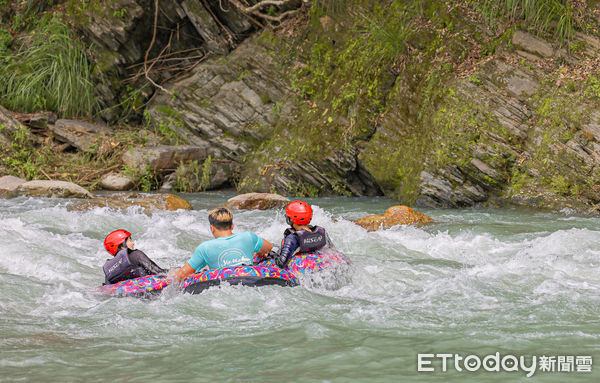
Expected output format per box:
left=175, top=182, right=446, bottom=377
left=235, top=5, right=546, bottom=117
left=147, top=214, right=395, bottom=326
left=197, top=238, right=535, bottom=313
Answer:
left=146, top=35, right=381, bottom=197
left=4, top=1, right=600, bottom=210
left=76, top=1, right=600, bottom=208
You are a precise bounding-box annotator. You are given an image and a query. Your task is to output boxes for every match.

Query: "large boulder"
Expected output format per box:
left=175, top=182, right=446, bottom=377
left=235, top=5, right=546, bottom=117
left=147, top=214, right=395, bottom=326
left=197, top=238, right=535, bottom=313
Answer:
left=0, top=175, right=26, bottom=193
left=122, top=145, right=214, bottom=172
left=67, top=193, right=192, bottom=212
left=224, top=193, right=289, bottom=210
left=49, top=119, right=111, bottom=152
left=354, top=206, right=433, bottom=232
left=16, top=180, right=94, bottom=198
left=148, top=37, right=293, bottom=159
left=98, top=172, right=135, bottom=191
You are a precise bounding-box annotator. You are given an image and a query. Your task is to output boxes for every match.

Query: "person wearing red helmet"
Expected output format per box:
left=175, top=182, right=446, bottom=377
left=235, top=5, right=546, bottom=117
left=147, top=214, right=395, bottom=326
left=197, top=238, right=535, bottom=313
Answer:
left=272, top=200, right=333, bottom=268
left=102, top=229, right=167, bottom=285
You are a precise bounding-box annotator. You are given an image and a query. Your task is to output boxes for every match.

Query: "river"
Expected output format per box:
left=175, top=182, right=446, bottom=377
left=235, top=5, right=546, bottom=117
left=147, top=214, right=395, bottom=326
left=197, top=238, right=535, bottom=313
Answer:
left=1, top=193, right=598, bottom=382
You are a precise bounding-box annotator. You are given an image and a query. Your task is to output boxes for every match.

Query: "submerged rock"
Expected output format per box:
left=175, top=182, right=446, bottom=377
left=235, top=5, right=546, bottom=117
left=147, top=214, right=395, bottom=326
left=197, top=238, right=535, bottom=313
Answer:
left=0, top=175, right=26, bottom=193
left=16, top=180, right=94, bottom=199
left=354, top=206, right=433, bottom=232
left=224, top=193, right=289, bottom=210
left=67, top=193, right=192, bottom=212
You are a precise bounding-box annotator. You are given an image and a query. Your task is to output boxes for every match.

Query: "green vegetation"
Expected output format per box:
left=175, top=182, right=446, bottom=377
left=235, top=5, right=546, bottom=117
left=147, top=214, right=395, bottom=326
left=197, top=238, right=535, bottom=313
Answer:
left=584, top=74, right=600, bottom=101
left=474, top=0, right=580, bottom=43
left=512, top=81, right=591, bottom=200
left=241, top=0, right=427, bottom=196
left=312, top=0, right=348, bottom=16
left=174, top=156, right=213, bottom=192
left=0, top=16, right=96, bottom=118
left=290, top=0, right=415, bottom=132
left=122, top=164, right=160, bottom=192
left=1, top=125, right=42, bottom=179
left=0, top=122, right=164, bottom=188
left=468, top=75, right=483, bottom=86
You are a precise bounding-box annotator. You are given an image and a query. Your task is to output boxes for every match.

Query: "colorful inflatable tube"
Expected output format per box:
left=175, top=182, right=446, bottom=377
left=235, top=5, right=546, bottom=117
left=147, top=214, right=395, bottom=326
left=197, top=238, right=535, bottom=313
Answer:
left=97, top=248, right=348, bottom=297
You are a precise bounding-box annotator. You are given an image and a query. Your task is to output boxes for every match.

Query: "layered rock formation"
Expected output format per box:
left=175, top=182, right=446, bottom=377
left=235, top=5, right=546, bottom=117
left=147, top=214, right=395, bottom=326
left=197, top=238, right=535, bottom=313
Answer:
left=4, top=1, right=600, bottom=212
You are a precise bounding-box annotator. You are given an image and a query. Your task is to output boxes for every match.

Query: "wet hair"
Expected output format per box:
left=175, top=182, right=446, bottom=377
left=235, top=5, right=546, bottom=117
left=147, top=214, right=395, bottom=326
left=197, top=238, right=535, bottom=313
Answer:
left=208, top=207, right=233, bottom=230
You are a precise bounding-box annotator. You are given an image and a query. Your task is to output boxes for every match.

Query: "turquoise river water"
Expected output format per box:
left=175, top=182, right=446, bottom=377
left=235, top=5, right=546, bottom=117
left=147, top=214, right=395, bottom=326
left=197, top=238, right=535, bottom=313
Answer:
left=1, top=193, right=599, bottom=382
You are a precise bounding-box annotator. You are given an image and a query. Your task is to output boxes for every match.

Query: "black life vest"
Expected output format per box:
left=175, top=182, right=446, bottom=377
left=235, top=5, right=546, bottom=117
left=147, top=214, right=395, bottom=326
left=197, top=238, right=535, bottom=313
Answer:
left=284, top=225, right=327, bottom=253
left=103, top=248, right=147, bottom=285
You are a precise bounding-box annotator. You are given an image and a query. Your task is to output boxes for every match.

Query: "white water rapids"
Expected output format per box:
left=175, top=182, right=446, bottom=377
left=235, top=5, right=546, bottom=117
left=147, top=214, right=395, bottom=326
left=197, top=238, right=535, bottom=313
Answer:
left=1, top=193, right=599, bottom=382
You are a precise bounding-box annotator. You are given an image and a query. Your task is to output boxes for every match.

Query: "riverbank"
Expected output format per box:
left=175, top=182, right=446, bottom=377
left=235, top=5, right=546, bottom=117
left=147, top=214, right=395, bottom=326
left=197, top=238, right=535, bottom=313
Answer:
left=3, top=1, right=600, bottom=213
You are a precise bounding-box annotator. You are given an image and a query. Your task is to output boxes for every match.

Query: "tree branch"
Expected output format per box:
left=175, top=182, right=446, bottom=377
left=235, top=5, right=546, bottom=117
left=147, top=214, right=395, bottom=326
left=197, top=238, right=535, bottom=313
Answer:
left=225, top=0, right=301, bottom=24
left=144, top=0, right=172, bottom=95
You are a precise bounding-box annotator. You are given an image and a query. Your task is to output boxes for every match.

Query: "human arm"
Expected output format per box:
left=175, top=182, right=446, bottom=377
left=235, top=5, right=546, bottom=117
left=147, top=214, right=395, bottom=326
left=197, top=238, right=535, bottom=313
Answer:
left=128, top=250, right=167, bottom=275
left=254, top=238, right=273, bottom=258
left=169, top=245, right=207, bottom=282
left=274, top=234, right=299, bottom=268
left=170, top=262, right=196, bottom=282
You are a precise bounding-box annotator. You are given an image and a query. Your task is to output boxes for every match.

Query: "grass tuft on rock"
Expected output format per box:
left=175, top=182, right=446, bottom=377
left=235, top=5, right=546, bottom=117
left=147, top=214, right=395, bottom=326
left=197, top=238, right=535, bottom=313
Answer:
left=0, top=15, right=96, bottom=118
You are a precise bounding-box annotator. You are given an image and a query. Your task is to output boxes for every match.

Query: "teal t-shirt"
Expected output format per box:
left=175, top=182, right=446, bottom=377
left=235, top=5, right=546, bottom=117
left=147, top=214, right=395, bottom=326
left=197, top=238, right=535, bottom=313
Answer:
left=187, top=232, right=264, bottom=271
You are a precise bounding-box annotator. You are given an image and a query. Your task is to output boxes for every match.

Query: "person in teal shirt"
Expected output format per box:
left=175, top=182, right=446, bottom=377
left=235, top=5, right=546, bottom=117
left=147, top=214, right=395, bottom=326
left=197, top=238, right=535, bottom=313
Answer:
left=172, top=207, right=273, bottom=281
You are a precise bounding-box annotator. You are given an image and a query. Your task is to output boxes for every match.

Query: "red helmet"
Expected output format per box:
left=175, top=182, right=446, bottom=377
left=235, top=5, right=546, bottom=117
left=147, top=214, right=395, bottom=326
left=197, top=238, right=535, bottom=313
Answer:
left=285, top=200, right=313, bottom=225
left=104, top=229, right=131, bottom=255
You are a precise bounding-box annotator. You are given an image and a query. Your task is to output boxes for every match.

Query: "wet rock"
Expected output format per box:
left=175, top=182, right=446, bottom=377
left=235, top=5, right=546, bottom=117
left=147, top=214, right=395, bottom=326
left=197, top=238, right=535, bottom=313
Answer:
left=224, top=193, right=289, bottom=210
left=0, top=175, right=26, bottom=193
left=416, top=170, right=488, bottom=208
left=246, top=147, right=382, bottom=197
left=122, top=145, right=214, bottom=172
left=98, top=172, right=135, bottom=191
left=512, top=31, right=554, bottom=58
left=354, top=206, right=433, bottom=232
left=16, top=180, right=94, bottom=199
left=67, top=193, right=192, bottom=212
left=49, top=119, right=111, bottom=152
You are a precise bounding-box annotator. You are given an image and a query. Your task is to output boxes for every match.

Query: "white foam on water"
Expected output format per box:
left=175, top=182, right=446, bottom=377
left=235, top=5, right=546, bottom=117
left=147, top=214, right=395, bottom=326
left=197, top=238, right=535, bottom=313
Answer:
left=2, top=198, right=600, bottom=381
